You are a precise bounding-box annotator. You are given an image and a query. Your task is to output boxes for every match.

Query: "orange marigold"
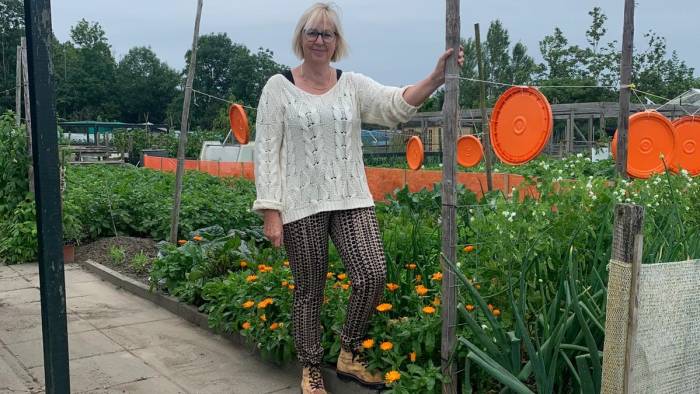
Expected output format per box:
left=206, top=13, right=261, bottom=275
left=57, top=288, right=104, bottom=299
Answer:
left=406, top=263, right=417, bottom=270
left=466, top=304, right=475, bottom=312
left=241, top=321, right=251, bottom=330
left=386, top=283, right=399, bottom=292
left=337, top=273, right=347, bottom=281
left=257, top=298, right=274, bottom=309
left=269, top=322, right=279, bottom=330
left=487, top=303, right=494, bottom=311
left=409, top=352, right=417, bottom=362
left=376, top=303, right=393, bottom=312
left=431, top=272, right=443, bottom=281
left=193, top=235, right=203, bottom=241
left=288, top=284, right=295, bottom=290
left=493, top=309, right=501, bottom=317
left=259, top=314, right=266, bottom=321
left=385, top=370, right=401, bottom=383
left=239, top=260, right=248, bottom=268
left=246, top=275, right=257, bottom=282
left=177, top=240, right=187, bottom=245
left=415, top=285, right=428, bottom=296
left=341, top=283, right=350, bottom=290
left=283, top=260, right=289, bottom=267
left=432, top=297, right=441, bottom=306
left=242, top=300, right=255, bottom=309
left=463, top=245, right=475, bottom=252
left=327, top=272, right=335, bottom=279
left=380, top=341, right=393, bottom=351
left=422, top=306, right=436, bottom=314
left=281, top=280, right=288, bottom=287
left=415, top=274, right=422, bottom=282
left=362, top=339, right=375, bottom=349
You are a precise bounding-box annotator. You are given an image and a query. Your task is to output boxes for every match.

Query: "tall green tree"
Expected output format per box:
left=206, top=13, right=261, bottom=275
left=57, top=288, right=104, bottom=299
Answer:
left=115, top=46, right=179, bottom=123
left=54, top=19, right=118, bottom=120
left=0, top=0, right=23, bottom=111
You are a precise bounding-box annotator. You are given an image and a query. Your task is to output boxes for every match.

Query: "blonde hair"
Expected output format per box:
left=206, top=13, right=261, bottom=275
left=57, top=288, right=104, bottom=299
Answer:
left=292, top=2, right=348, bottom=62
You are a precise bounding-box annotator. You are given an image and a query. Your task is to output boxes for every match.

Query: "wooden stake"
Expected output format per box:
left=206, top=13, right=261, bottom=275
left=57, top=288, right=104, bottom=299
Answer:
left=610, top=204, right=644, bottom=393
left=616, top=0, right=635, bottom=178
left=169, top=0, right=203, bottom=243
left=441, top=0, right=459, bottom=392
left=474, top=23, right=493, bottom=191
left=15, top=45, right=21, bottom=127
left=22, top=37, right=34, bottom=193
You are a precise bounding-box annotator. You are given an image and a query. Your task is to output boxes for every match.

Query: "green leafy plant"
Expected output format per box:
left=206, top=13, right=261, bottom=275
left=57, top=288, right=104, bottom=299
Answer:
left=130, top=251, right=150, bottom=274
left=109, top=245, right=126, bottom=265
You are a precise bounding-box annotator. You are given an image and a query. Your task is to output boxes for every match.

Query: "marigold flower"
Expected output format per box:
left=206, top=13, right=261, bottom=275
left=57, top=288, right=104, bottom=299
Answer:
left=493, top=309, right=501, bottom=317
left=385, top=370, right=401, bottom=383
left=239, top=260, right=248, bottom=268
left=257, top=298, right=273, bottom=309
left=257, top=264, right=272, bottom=273
left=432, top=297, right=441, bottom=306
left=422, top=306, right=436, bottom=314
left=341, top=283, right=350, bottom=290
left=193, top=235, right=203, bottom=241
left=415, top=285, right=428, bottom=296
left=246, top=275, right=257, bottom=282
left=409, top=352, right=417, bottom=362
left=288, top=284, right=295, bottom=290
left=327, top=272, right=335, bottom=279
left=269, top=322, right=279, bottom=330
left=466, top=304, right=475, bottom=312
left=337, top=273, right=347, bottom=281
left=415, top=274, right=422, bottom=282
left=487, top=304, right=494, bottom=311
left=463, top=245, right=475, bottom=252
left=406, top=263, right=417, bottom=270
left=241, top=321, right=251, bottom=330
left=380, top=341, right=393, bottom=351
left=177, top=240, right=187, bottom=245
left=281, top=280, right=288, bottom=287
left=242, top=300, right=255, bottom=309
left=386, top=283, right=399, bottom=292
left=283, top=260, right=289, bottom=267
left=260, top=314, right=266, bottom=321
left=376, top=303, right=393, bottom=312
left=362, top=339, right=375, bottom=349
left=475, top=284, right=481, bottom=290
left=431, top=272, right=443, bottom=281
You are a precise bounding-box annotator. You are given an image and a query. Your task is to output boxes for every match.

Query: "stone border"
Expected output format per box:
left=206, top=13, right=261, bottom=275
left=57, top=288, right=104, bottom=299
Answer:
left=81, top=259, right=380, bottom=394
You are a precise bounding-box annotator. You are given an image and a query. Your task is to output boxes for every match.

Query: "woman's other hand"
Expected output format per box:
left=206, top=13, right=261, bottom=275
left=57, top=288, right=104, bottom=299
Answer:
left=430, top=46, right=465, bottom=86
left=263, top=210, right=284, bottom=248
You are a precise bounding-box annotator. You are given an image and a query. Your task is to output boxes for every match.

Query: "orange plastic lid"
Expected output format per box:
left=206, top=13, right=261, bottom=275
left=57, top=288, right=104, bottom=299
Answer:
left=229, top=104, right=250, bottom=144
left=406, top=136, right=424, bottom=170
left=611, top=131, right=618, bottom=159
left=671, top=116, right=700, bottom=176
left=456, top=135, right=483, bottom=167
left=613, top=111, right=676, bottom=179
left=489, top=86, right=553, bottom=165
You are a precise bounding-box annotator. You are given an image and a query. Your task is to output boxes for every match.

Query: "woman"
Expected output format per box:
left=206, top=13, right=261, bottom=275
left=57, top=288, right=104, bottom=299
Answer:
left=252, top=3, right=464, bottom=393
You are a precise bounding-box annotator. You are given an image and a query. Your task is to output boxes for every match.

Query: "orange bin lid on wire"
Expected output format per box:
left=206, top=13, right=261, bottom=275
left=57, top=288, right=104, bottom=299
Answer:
left=229, top=104, right=250, bottom=144
left=456, top=135, right=483, bottom=167
left=671, top=116, right=700, bottom=176
left=406, top=136, right=424, bottom=170
left=612, top=111, right=676, bottom=179
left=489, top=86, right=553, bottom=165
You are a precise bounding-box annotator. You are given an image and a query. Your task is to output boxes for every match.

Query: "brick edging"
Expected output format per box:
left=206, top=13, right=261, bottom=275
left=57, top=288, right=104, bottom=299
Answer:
left=81, top=260, right=379, bottom=394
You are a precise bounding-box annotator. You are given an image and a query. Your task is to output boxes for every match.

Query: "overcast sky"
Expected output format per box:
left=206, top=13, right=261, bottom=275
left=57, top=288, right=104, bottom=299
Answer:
left=51, top=1, right=699, bottom=87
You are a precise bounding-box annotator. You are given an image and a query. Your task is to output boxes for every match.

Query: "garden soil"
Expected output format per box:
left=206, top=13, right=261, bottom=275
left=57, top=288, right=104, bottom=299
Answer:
left=75, top=236, right=157, bottom=285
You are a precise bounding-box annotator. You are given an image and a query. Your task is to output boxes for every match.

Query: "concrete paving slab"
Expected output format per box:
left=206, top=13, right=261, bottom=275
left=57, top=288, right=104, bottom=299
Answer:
left=68, top=283, right=175, bottom=329
left=0, top=276, right=34, bottom=292
left=101, top=318, right=225, bottom=351
left=0, top=301, right=94, bottom=345
left=23, top=268, right=100, bottom=288
left=88, top=376, right=186, bottom=394
left=8, top=329, right=123, bottom=368
left=0, top=287, right=41, bottom=304
left=0, top=345, right=40, bottom=393
left=0, top=265, right=21, bottom=279
left=29, top=351, right=161, bottom=393
left=131, top=342, right=299, bottom=394
left=7, top=263, right=40, bottom=276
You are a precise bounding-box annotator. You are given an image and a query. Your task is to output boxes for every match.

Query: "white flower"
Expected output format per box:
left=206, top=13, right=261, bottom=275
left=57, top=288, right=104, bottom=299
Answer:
left=577, top=153, right=583, bottom=158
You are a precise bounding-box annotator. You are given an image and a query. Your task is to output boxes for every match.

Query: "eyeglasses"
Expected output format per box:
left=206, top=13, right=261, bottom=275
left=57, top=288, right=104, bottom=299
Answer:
left=304, top=29, right=336, bottom=43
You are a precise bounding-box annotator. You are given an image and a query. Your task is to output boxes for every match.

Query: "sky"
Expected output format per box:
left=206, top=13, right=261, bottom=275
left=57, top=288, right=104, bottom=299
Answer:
left=51, top=0, right=699, bottom=87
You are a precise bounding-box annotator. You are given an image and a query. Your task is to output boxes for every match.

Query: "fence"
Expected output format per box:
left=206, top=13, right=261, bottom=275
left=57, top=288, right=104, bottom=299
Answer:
left=143, top=155, right=533, bottom=201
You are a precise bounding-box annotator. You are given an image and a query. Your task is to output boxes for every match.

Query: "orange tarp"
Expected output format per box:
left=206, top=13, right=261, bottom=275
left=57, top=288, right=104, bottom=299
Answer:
left=143, top=156, right=531, bottom=202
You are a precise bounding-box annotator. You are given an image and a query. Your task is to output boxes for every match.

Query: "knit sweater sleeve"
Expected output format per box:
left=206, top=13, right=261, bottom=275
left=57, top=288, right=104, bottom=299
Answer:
left=252, top=77, right=285, bottom=214
left=352, top=72, right=419, bottom=127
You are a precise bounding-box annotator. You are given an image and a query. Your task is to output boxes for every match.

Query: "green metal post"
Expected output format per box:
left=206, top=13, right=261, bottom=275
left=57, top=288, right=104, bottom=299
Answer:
left=23, top=0, right=71, bottom=392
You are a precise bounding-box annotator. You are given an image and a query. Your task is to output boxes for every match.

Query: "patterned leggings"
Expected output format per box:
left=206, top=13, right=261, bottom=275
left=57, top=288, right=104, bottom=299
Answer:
left=282, top=207, right=386, bottom=367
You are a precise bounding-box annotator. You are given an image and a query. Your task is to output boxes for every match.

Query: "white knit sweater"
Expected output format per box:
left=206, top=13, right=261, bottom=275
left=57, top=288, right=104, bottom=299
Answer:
left=252, top=72, right=418, bottom=224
